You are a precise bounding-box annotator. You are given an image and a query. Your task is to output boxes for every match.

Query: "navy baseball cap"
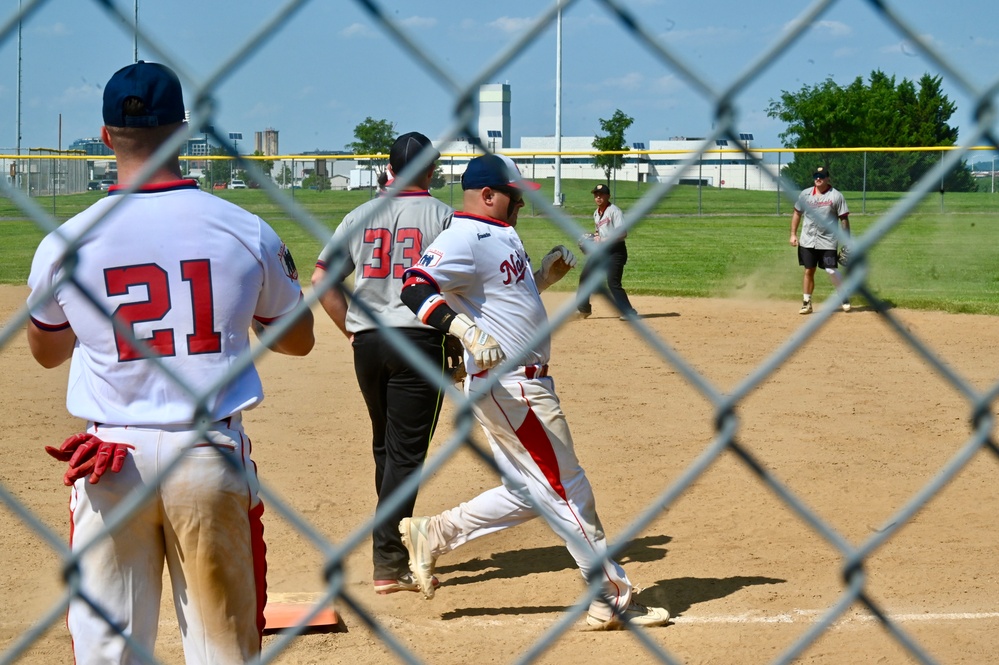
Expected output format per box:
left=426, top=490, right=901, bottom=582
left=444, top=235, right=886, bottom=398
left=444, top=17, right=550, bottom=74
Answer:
left=103, top=61, right=185, bottom=128
left=389, top=132, right=440, bottom=173
left=462, top=154, right=541, bottom=191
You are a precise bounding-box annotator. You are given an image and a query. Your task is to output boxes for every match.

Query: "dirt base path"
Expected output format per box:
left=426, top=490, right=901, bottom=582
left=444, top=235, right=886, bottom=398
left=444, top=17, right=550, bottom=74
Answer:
left=2, top=284, right=998, bottom=664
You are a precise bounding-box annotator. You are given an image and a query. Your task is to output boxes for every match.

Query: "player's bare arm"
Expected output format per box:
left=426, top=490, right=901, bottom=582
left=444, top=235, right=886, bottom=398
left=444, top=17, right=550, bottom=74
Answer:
left=252, top=306, right=315, bottom=356
left=789, top=209, right=802, bottom=246
left=310, top=265, right=352, bottom=340
left=26, top=322, right=76, bottom=369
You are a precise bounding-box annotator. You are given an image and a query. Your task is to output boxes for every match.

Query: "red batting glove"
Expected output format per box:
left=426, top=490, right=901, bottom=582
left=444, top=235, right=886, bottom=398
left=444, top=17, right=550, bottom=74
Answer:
left=90, top=439, right=133, bottom=484
left=44, top=433, right=133, bottom=486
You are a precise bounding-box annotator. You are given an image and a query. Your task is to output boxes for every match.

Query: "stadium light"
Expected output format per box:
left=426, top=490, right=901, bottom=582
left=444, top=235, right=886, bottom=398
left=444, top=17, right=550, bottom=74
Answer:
left=487, top=130, right=502, bottom=153
left=739, top=134, right=754, bottom=189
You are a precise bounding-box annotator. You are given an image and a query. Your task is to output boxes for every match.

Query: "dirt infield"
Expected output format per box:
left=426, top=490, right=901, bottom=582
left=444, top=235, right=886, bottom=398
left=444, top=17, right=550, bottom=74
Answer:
left=2, top=283, right=998, bottom=664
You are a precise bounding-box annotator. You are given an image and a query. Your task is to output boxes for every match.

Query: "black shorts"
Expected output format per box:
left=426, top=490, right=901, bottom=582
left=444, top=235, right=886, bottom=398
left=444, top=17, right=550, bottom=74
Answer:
left=798, top=246, right=839, bottom=270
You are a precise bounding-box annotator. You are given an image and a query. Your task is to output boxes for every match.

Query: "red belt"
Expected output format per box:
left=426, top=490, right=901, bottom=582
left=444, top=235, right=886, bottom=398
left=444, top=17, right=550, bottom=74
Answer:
left=473, top=364, right=549, bottom=379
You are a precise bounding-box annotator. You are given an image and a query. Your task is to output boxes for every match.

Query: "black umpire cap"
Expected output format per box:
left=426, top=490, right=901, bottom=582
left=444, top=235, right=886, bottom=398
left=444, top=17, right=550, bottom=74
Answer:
left=389, top=132, right=439, bottom=173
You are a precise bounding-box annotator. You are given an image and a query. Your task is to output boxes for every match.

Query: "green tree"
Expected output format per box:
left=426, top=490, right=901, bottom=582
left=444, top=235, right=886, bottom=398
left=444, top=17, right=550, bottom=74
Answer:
left=430, top=165, right=446, bottom=190
left=302, top=172, right=330, bottom=191
left=274, top=163, right=294, bottom=188
left=201, top=146, right=233, bottom=189
left=767, top=70, right=975, bottom=192
left=248, top=150, right=274, bottom=185
left=592, top=110, right=634, bottom=184
left=347, top=117, right=396, bottom=183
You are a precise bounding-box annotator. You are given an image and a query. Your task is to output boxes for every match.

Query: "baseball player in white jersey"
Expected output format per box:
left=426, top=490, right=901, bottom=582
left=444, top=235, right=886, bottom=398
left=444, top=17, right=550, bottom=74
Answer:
left=397, top=154, right=670, bottom=629
left=311, top=132, right=454, bottom=594
left=26, top=62, right=314, bottom=664
left=790, top=165, right=852, bottom=314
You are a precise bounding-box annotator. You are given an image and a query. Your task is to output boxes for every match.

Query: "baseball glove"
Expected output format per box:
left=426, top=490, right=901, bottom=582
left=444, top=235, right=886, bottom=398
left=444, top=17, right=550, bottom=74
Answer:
left=444, top=334, right=466, bottom=383
left=837, top=245, right=849, bottom=268
left=577, top=233, right=597, bottom=255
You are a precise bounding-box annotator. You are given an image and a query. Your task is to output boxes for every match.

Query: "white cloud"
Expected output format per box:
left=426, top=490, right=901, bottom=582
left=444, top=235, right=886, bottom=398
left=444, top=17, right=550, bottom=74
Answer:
left=340, top=22, right=376, bottom=38
left=400, top=16, right=437, bottom=29
left=489, top=17, right=534, bottom=34
left=606, top=72, right=645, bottom=91
left=246, top=101, right=280, bottom=119
left=55, top=84, right=102, bottom=107
left=781, top=18, right=850, bottom=39
left=33, top=22, right=71, bottom=37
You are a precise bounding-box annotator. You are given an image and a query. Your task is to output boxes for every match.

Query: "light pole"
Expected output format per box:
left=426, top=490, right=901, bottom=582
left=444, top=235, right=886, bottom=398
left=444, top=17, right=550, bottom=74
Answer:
left=553, top=6, right=563, bottom=207
left=715, top=139, right=727, bottom=188
left=228, top=132, right=242, bottom=185
left=632, top=142, right=645, bottom=190
left=487, top=130, right=502, bottom=154
left=739, top=133, right=754, bottom=190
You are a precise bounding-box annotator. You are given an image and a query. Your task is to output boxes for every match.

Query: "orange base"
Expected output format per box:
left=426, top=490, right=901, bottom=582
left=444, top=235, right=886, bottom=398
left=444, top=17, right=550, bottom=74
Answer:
left=263, top=602, right=344, bottom=634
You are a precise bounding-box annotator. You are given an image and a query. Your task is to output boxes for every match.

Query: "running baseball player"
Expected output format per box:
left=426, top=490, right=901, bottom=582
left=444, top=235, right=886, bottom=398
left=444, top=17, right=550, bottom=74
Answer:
left=311, top=131, right=454, bottom=595
left=397, top=154, right=670, bottom=629
left=27, top=61, right=314, bottom=664
left=790, top=165, right=852, bottom=314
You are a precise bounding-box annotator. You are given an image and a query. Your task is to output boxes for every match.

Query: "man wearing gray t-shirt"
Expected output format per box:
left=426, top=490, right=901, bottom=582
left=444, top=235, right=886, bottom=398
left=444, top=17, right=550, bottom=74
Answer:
left=311, top=132, right=453, bottom=594
left=790, top=165, right=852, bottom=314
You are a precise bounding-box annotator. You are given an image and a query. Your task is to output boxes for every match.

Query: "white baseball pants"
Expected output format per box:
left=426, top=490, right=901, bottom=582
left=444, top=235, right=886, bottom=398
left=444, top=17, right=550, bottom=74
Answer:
left=426, top=368, right=633, bottom=621
left=67, top=415, right=265, bottom=665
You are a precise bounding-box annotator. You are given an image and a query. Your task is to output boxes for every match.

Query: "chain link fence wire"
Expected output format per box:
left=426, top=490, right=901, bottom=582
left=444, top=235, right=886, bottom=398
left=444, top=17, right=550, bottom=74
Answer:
left=2, top=0, right=999, bottom=663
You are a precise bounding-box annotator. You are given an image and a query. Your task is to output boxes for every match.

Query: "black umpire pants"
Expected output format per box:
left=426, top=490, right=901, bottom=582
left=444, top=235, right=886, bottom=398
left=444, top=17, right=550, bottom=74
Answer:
left=577, top=240, right=635, bottom=315
left=352, top=328, right=447, bottom=579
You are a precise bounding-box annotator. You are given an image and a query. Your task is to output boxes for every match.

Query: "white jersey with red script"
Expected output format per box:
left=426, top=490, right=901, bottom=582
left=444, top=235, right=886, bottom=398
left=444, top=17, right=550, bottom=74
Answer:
left=26, top=180, right=304, bottom=426
left=794, top=185, right=849, bottom=250
left=404, top=211, right=549, bottom=375
left=404, top=211, right=636, bottom=620
left=594, top=202, right=626, bottom=241
left=316, top=189, right=452, bottom=333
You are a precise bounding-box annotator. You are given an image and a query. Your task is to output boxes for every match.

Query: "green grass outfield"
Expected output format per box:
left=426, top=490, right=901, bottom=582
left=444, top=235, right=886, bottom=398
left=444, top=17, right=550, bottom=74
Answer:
left=3, top=180, right=999, bottom=314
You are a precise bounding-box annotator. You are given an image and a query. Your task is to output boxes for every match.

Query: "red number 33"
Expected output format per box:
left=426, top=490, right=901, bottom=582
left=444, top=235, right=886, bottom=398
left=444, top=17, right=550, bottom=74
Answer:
left=104, top=259, right=222, bottom=362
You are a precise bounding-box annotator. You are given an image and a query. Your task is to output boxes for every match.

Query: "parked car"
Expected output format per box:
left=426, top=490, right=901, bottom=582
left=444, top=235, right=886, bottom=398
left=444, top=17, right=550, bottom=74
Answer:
left=99, top=179, right=116, bottom=191
left=228, top=179, right=247, bottom=189
left=87, top=181, right=101, bottom=191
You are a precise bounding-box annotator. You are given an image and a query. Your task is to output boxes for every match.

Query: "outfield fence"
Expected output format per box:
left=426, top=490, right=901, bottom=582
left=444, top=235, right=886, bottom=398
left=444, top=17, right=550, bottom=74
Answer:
left=2, top=1, right=999, bottom=664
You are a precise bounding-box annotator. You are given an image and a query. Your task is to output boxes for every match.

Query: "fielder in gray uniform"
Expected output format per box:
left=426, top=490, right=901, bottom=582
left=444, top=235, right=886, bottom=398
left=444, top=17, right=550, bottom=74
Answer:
left=311, top=132, right=453, bottom=594
left=790, top=165, right=852, bottom=314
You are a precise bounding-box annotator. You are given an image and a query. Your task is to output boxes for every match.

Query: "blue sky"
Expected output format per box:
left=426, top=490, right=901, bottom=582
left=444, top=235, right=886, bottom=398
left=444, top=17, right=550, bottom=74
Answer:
left=2, top=0, right=998, bottom=155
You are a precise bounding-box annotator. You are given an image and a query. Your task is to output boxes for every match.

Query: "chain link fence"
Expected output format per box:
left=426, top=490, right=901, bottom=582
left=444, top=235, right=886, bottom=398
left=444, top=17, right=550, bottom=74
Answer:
left=2, top=0, right=999, bottom=663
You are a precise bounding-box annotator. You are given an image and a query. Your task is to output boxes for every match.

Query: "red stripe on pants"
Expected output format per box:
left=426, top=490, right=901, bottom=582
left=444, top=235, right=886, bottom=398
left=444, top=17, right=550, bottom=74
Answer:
left=515, top=407, right=567, bottom=501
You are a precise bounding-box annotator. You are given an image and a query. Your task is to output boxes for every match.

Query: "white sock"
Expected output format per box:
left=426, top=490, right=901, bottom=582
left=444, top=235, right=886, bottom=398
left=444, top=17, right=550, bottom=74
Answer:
left=803, top=294, right=811, bottom=302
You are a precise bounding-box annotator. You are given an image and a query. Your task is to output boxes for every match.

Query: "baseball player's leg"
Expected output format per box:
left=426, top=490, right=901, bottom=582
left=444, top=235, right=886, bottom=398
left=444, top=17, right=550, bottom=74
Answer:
left=67, top=427, right=165, bottom=664
left=427, top=461, right=537, bottom=558
left=575, top=258, right=595, bottom=315
left=606, top=243, right=634, bottom=314
left=469, top=374, right=634, bottom=617
left=374, top=330, right=446, bottom=580
left=159, top=420, right=265, bottom=664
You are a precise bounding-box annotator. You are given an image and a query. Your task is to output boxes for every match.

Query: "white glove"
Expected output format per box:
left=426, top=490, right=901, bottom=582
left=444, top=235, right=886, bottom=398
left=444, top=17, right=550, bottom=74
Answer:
left=448, top=313, right=505, bottom=370
left=535, top=245, right=577, bottom=291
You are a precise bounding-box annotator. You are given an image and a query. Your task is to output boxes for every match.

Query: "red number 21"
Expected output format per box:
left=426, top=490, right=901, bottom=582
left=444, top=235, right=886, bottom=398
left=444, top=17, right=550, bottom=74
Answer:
left=104, top=259, right=222, bottom=362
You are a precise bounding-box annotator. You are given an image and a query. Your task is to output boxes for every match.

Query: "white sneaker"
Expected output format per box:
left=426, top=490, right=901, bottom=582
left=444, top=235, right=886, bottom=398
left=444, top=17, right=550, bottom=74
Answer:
left=841, top=300, right=851, bottom=312
left=586, top=601, right=671, bottom=629
left=798, top=300, right=812, bottom=315
left=399, top=516, right=437, bottom=599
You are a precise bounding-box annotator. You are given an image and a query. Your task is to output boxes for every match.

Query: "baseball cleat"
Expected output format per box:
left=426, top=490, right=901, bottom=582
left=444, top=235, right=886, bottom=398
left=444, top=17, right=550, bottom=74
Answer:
left=841, top=300, right=851, bottom=312
left=373, top=572, right=439, bottom=595
left=575, top=308, right=591, bottom=320
left=586, top=601, right=671, bottom=629
left=399, top=516, right=437, bottom=599
left=798, top=300, right=812, bottom=315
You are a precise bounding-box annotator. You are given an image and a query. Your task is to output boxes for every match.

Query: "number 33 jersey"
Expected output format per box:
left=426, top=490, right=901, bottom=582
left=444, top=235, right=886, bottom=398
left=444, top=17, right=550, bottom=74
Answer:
left=26, top=180, right=304, bottom=425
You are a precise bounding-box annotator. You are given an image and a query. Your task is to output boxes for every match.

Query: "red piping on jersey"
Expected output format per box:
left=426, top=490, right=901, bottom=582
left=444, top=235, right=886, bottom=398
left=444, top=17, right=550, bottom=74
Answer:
left=29, top=316, right=71, bottom=332
left=107, top=179, right=200, bottom=195
left=378, top=190, right=433, bottom=198
left=402, top=268, right=440, bottom=292
left=454, top=211, right=511, bottom=228
left=253, top=292, right=305, bottom=324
